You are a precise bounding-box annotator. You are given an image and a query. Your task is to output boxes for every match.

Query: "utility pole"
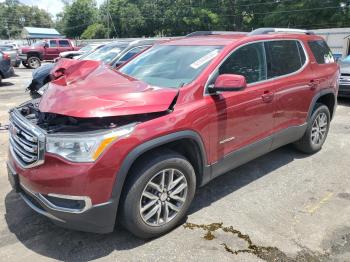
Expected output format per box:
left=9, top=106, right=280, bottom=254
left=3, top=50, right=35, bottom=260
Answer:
left=107, top=0, right=110, bottom=38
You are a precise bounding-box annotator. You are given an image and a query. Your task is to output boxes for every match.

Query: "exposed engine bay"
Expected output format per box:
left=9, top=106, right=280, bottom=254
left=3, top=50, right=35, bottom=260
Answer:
left=17, top=99, right=167, bottom=134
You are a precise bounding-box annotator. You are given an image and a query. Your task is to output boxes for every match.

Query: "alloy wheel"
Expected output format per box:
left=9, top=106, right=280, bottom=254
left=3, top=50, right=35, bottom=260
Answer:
left=311, top=112, right=328, bottom=145
left=139, top=168, right=188, bottom=227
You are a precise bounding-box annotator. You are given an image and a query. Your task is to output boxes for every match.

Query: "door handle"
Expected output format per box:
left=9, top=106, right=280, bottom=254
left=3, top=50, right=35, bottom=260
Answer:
left=262, top=91, right=274, bottom=103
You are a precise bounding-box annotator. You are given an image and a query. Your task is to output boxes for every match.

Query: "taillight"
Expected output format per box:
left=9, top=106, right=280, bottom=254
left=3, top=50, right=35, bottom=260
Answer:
left=3, top=54, right=10, bottom=60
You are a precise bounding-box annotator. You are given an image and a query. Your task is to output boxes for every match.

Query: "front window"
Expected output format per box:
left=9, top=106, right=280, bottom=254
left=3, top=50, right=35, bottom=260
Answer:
left=119, top=45, right=223, bottom=88
left=219, top=42, right=266, bottom=84
left=33, top=41, right=46, bottom=47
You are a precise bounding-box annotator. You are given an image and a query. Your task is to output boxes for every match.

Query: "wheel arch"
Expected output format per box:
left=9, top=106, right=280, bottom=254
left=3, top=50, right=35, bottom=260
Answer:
left=308, top=89, right=336, bottom=121
left=111, top=131, right=209, bottom=219
left=27, top=52, right=42, bottom=60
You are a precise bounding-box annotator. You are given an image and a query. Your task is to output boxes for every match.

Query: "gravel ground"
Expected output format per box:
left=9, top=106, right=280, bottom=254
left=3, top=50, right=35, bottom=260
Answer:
left=0, top=68, right=349, bottom=262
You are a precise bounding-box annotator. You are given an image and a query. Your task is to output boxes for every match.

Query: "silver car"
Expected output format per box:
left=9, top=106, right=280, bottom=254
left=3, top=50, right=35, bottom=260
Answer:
left=0, top=45, right=20, bottom=67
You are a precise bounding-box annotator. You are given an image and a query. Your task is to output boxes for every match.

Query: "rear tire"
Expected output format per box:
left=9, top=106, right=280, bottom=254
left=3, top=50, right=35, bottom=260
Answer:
left=27, top=56, right=41, bottom=69
left=121, top=150, right=196, bottom=239
left=294, top=103, right=330, bottom=154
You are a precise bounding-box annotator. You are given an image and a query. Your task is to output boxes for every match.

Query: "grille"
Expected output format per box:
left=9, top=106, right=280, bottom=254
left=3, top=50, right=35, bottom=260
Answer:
left=9, top=108, right=45, bottom=168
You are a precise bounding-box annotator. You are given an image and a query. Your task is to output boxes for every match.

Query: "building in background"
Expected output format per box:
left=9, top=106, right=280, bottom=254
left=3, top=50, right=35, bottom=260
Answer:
left=21, top=27, right=64, bottom=45
left=313, top=28, right=350, bottom=60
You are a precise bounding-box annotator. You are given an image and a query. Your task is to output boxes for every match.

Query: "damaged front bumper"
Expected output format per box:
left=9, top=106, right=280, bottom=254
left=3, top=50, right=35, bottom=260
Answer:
left=8, top=159, right=117, bottom=233
left=6, top=106, right=131, bottom=234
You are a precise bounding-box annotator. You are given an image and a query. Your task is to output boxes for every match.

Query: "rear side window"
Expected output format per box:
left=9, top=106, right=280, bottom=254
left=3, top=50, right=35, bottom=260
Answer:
left=59, top=40, right=70, bottom=47
left=308, top=40, right=334, bottom=64
left=265, top=40, right=305, bottom=78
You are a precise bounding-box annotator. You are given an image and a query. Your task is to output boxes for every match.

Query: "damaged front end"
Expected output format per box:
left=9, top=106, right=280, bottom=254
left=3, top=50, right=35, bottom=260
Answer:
left=10, top=99, right=172, bottom=167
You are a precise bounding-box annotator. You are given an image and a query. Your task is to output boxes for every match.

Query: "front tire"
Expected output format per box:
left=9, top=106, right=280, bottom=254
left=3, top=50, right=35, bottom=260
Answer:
left=121, top=150, right=196, bottom=239
left=22, top=61, right=30, bottom=68
left=294, top=103, right=330, bottom=154
left=27, top=56, right=41, bottom=69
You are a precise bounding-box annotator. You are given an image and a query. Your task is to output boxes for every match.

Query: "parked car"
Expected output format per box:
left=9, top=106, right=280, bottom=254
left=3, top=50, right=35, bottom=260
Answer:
left=339, top=58, right=350, bottom=97
left=19, top=39, right=79, bottom=69
left=338, top=56, right=350, bottom=97
left=7, top=28, right=338, bottom=238
left=0, top=51, right=14, bottom=84
left=59, top=43, right=107, bottom=59
left=26, top=39, right=159, bottom=97
left=0, top=45, right=21, bottom=67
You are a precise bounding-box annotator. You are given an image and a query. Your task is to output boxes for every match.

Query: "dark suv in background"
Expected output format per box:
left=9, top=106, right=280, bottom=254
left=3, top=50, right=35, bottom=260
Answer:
left=7, top=28, right=338, bottom=238
left=0, top=51, right=14, bottom=84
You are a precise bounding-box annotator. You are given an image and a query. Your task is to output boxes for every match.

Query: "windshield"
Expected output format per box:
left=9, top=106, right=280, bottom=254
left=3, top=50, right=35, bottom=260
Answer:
left=119, top=45, right=223, bottom=88
left=82, top=44, right=127, bottom=63
left=79, top=44, right=94, bottom=53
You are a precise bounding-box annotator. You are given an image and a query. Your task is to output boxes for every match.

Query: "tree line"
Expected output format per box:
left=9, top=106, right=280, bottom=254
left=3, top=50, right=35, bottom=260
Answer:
left=1, top=0, right=350, bottom=40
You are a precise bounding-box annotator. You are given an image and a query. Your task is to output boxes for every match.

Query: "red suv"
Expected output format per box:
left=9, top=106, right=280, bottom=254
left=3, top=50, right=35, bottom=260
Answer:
left=7, top=28, right=339, bottom=238
left=19, top=39, right=79, bottom=69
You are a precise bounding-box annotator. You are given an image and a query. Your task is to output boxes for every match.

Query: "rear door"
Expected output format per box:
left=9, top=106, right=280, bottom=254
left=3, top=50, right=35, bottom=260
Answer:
left=58, top=40, right=74, bottom=53
left=46, top=40, right=59, bottom=60
left=264, top=40, right=316, bottom=134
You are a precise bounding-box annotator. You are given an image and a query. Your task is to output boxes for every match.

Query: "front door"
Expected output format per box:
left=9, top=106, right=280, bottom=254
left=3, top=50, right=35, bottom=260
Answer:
left=46, top=40, right=59, bottom=60
left=206, top=42, right=275, bottom=176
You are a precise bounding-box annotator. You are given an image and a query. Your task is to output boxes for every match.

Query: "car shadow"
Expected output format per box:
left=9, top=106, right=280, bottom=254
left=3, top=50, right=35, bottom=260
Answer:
left=189, top=145, right=307, bottom=214
left=4, top=145, right=308, bottom=261
left=0, top=82, right=14, bottom=87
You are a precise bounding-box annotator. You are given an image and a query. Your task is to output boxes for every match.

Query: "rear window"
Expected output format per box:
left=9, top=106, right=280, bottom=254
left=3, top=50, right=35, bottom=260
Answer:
left=265, top=40, right=306, bottom=78
left=308, top=40, right=334, bottom=64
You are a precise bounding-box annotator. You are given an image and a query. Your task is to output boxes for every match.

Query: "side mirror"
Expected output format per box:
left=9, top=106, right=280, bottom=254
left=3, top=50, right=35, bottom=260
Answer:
left=209, top=74, right=247, bottom=93
left=44, top=43, right=49, bottom=48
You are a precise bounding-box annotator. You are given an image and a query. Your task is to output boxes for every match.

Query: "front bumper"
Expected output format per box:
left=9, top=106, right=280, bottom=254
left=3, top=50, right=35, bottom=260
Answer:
left=7, top=161, right=118, bottom=233
left=19, top=54, right=27, bottom=62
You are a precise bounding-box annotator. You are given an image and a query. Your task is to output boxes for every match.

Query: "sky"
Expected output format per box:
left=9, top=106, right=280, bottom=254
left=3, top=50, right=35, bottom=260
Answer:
left=0, top=0, right=105, bottom=17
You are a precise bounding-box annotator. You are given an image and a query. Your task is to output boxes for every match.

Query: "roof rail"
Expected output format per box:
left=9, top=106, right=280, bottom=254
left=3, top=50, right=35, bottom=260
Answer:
left=186, top=31, right=246, bottom=37
left=249, top=28, right=314, bottom=36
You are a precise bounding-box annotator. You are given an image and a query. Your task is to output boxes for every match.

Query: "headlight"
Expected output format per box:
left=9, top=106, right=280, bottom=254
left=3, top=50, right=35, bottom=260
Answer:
left=46, top=124, right=136, bottom=162
left=37, top=83, right=49, bottom=95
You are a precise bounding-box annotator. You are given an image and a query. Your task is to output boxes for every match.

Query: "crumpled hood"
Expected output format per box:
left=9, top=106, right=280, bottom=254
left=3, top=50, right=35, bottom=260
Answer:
left=39, top=62, right=178, bottom=118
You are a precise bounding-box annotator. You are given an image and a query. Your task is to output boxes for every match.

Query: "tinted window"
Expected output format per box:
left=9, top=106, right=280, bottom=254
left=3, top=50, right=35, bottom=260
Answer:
left=308, top=40, right=334, bottom=64
left=49, top=40, right=57, bottom=47
left=59, top=40, right=70, bottom=47
left=265, top=40, right=304, bottom=78
left=219, top=42, right=266, bottom=84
